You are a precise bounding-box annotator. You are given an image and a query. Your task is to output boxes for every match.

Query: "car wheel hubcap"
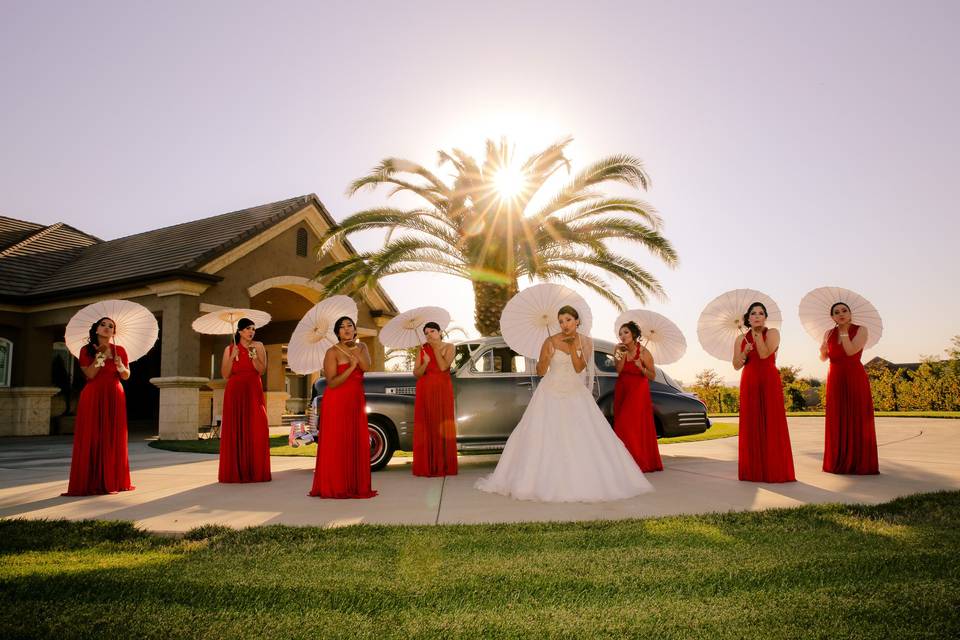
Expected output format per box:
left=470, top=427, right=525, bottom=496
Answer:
left=369, top=425, right=386, bottom=463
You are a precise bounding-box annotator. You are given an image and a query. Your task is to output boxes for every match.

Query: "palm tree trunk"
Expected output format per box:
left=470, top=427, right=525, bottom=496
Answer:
left=472, top=280, right=518, bottom=336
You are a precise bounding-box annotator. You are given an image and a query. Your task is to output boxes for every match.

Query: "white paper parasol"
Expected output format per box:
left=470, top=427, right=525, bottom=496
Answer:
left=286, top=296, right=358, bottom=374
left=378, top=306, right=451, bottom=349
left=65, top=299, right=159, bottom=362
left=697, top=289, right=782, bottom=361
left=191, top=308, right=272, bottom=339
left=614, top=309, right=687, bottom=365
left=798, top=286, right=883, bottom=350
left=500, top=283, right=593, bottom=359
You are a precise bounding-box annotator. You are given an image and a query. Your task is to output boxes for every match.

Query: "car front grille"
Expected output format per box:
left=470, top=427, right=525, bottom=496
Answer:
left=385, top=387, right=417, bottom=396
left=677, top=412, right=709, bottom=427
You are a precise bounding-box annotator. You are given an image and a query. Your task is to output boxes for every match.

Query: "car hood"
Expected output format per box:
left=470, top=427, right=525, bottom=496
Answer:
left=314, top=371, right=418, bottom=395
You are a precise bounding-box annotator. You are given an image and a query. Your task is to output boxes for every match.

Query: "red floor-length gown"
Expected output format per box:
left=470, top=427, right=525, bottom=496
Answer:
left=413, top=343, right=458, bottom=477
left=823, top=325, right=879, bottom=474
left=63, top=345, right=134, bottom=495
left=613, top=349, right=663, bottom=472
left=309, top=363, right=377, bottom=498
left=738, top=330, right=796, bottom=482
left=219, top=346, right=272, bottom=483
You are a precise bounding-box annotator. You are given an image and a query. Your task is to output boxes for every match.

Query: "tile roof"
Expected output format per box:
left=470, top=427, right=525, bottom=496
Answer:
left=0, top=216, right=49, bottom=252
left=0, top=195, right=313, bottom=300
left=0, top=222, right=101, bottom=296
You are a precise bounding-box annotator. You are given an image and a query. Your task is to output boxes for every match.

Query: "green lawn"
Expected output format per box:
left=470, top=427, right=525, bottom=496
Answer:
left=150, top=435, right=317, bottom=457
left=711, top=411, right=960, bottom=419
left=2, top=491, right=958, bottom=639
left=660, top=421, right=737, bottom=444
left=150, top=422, right=740, bottom=457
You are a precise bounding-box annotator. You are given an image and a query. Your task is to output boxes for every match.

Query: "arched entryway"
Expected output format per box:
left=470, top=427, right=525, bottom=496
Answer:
left=249, top=284, right=315, bottom=419
left=244, top=276, right=383, bottom=424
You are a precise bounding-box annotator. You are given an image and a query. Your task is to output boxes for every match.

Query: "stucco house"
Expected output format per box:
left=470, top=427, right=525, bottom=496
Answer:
left=0, top=194, right=397, bottom=439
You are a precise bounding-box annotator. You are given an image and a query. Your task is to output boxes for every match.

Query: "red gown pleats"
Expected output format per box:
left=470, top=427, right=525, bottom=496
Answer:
left=738, top=330, right=796, bottom=483
left=64, top=345, right=134, bottom=495
left=823, top=325, right=879, bottom=474
left=219, top=346, right=272, bottom=483
left=613, top=350, right=663, bottom=472
left=413, top=344, right=458, bottom=477
left=310, top=363, right=377, bottom=498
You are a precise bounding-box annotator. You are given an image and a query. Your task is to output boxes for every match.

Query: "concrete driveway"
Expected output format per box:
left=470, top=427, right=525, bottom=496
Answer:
left=1, top=417, right=957, bottom=533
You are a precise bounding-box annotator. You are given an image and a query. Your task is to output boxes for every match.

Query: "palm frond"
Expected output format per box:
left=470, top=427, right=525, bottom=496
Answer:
left=530, top=218, right=607, bottom=255
left=556, top=197, right=663, bottom=229
left=534, top=248, right=667, bottom=303
left=561, top=217, right=678, bottom=265
left=347, top=160, right=448, bottom=210
left=530, top=155, right=650, bottom=220
left=362, top=235, right=466, bottom=273
left=320, top=208, right=461, bottom=252
left=317, top=237, right=468, bottom=295
left=571, top=155, right=651, bottom=191
left=533, top=264, right=626, bottom=310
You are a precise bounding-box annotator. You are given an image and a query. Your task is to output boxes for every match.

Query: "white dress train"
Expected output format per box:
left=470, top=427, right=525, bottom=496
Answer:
left=475, top=349, right=653, bottom=502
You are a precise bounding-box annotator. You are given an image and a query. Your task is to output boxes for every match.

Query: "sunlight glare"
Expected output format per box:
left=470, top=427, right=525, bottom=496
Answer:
left=493, top=164, right=527, bottom=200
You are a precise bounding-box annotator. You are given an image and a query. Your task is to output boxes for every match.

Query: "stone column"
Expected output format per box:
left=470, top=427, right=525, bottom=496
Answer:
left=198, top=388, right=213, bottom=426
left=0, top=387, right=60, bottom=436
left=371, top=315, right=391, bottom=371
left=207, top=378, right=227, bottom=424
left=159, top=294, right=201, bottom=378
left=150, top=377, right=209, bottom=440
left=263, top=391, right=289, bottom=427
left=263, top=344, right=288, bottom=427
left=21, top=325, right=56, bottom=386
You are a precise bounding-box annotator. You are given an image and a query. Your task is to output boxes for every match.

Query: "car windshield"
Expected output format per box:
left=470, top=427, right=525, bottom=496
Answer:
left=657, top=368, right=683, bottom=392
left=595, top=350, right=617, bottom=373
left=451, top=343, right=478, bottom=372
left=470, top=346, right=531, bottom=374
left=593, top=346, right=683, bottom=391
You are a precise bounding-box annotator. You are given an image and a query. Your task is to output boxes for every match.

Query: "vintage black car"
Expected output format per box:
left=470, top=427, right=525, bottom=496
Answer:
left=313, top=337, right=711, bottom=470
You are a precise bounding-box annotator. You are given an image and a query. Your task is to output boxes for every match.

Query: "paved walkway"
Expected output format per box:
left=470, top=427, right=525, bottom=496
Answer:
left=1, top=417, right=957, bottom=532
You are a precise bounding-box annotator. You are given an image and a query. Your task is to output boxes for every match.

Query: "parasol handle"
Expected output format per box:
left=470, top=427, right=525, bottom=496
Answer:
left=416, top=324, right=426, bottom=362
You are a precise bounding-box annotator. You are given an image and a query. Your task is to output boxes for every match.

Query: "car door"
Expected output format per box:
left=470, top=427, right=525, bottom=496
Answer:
left=454, top=343, right=536, bottom=442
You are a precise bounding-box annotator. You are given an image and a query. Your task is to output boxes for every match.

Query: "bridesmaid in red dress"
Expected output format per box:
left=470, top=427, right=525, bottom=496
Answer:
left=613, top=321, right=663, bottom=472
left=412, top=322, right=458, bottom=477
left=310, top=316, right=377, bottom=498
left=732, top=302, right=796, bottom=483
left=820, top=302, right=879, bottom=474
left=64, top=317, right=135, bottom=496
left=219, top=318, right=271, bottom=483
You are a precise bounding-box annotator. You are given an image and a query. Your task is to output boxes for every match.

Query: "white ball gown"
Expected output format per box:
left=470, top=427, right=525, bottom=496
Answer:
left=475, top=348, right=653, bottom=502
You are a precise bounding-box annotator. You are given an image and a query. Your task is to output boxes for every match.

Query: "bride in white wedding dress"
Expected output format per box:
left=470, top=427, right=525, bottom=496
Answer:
left=476, top=305, right=653, bottom=502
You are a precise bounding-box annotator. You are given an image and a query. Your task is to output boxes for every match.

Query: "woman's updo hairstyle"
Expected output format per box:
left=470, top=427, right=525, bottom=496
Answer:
left=620, top=321, right=641, bottom=341
left=557, top=305, right=580, bottom=323
left=742, top=302, right=768, bottom=328
left=233, top=318, right=255, bottom=344
left=830, top=302, right=849, bottom=316
left=86, top=317, right=114, bottom=357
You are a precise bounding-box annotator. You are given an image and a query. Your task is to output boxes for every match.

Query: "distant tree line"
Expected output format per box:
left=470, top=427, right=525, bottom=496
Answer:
left=867, top=336, right=960, bottom=411
left=686, top=336, right=959, bottom=414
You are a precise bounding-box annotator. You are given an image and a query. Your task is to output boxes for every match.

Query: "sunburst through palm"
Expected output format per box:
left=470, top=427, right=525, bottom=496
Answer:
left=318, top=136, right=678, bottom=336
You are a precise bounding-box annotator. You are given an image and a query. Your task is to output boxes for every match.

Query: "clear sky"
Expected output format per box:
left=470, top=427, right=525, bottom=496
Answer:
left=2, top=0, right=958, bottom=384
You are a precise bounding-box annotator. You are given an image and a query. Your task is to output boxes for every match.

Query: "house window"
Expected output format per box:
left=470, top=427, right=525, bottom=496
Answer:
left=0, top=337, right=12, bottom=387
left=296, top=228, right=308, bottom=257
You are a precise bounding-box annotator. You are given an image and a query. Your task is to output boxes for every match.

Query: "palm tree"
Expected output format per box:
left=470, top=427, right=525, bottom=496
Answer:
left=318, top=137, right=678, bottom=336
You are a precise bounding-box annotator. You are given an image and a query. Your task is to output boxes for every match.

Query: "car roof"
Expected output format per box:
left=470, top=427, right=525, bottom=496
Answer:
left=455, top=336, right=617, bottom=352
